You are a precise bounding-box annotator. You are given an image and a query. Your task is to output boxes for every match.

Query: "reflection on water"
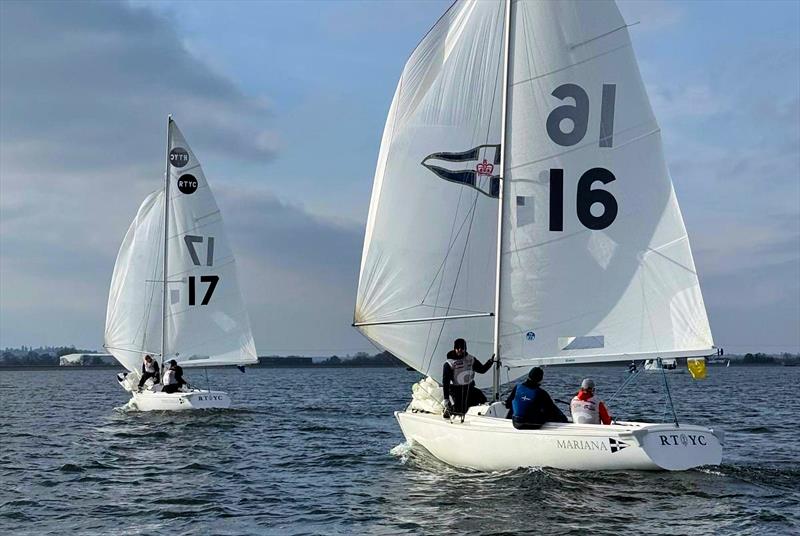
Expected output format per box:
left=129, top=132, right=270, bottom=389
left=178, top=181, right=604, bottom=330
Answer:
left=1, top=366, right=798, bottom=535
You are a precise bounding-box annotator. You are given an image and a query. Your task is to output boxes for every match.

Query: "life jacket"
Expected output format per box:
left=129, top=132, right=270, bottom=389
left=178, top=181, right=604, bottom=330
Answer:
left=512, top=382, right=539, bottom=420
left=447, top=355, right=476, bottom=386
left=163, top=369, right=177, bottom=385
left=570, top=389, right=610, bottom=424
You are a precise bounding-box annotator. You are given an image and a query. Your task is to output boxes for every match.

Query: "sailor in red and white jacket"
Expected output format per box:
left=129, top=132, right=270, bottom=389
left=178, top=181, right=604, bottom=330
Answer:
left=570, top=378, right=612, bottom=425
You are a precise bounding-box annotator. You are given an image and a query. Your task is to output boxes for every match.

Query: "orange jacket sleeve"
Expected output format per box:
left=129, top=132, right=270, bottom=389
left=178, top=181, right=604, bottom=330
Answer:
left=599, top=401, right=612, bottom=425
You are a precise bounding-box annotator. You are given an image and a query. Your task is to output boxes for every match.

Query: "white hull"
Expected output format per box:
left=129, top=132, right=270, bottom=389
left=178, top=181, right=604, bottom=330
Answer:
left=396, top=404, right=723, bottom=471
left=644, top=360, right=685, bottom=374
left=643, top=368, right=686, bottom=374
left=130, top=390, right=231, bottom=411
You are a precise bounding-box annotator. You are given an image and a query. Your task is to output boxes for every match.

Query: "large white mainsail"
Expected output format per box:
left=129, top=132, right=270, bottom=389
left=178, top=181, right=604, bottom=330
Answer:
left=163, top=121, right=257, bottom=368
left=356, top=0, right=714, bottom=383
left=355, top=0, right=505, bottom=386
left=105, top=119, right=257, bottom=372
left=500, top=0, right=713, bottom=368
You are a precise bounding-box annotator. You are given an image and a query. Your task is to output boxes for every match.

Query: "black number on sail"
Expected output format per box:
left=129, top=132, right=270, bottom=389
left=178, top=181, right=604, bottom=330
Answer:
left=547, top=83, right=618, bottom=231
left=184, top=235, right=215, bottom=266
left=546, top=83, right=617, bottom=148
left=546, top=84, right=590, bottom=147
left=576, top=168, right=617, bottom=230
left=549, top=168, right=618, bottom=231
left=188, top=275, right=219, bottom=306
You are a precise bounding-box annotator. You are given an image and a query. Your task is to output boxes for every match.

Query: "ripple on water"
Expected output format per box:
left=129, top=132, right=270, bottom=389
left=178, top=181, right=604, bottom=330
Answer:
left=1, top=366, right=799, bottom=535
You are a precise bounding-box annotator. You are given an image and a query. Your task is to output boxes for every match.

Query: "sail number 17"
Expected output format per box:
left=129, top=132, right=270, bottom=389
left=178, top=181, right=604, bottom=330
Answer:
left=184, top=234, right=219, bottom=306
left=546, top=83, right=617, bottom=232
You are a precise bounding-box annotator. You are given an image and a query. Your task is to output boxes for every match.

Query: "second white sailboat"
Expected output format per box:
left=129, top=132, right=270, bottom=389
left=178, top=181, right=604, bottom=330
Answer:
left=354, top=0, right=722, bottom=471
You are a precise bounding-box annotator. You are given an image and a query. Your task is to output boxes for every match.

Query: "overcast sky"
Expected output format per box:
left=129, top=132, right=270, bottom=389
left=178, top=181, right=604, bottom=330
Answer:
left=1, top=0, right=798, bottom=355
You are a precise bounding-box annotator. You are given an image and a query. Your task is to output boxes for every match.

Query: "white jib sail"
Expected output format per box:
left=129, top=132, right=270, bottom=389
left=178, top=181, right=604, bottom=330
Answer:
left=355, top=0, right=505, bottom=386
left=500, top=0, right=713, bottom=368
left=105, top=119, right=257, bottom=371
left=105, top=191, right=165, bottom=372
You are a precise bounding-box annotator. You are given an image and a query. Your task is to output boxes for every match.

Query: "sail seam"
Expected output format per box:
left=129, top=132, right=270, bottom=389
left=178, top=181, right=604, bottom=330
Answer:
left=510, top=43, right=630, bottom=87
left=507, top=124, right=660, bottom=172
left=569, top=22, right=640, bottom=50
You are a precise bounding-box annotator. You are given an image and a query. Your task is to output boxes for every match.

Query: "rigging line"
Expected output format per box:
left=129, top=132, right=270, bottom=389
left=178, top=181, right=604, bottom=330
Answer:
left=420, top=187, right=470, bottom=303
left=608, top=367, right=641, bottom=404
left=427, top=191, right=482, bottom=373
left=422, top=181, right=466, bottom=365
left=659, top=358, right=680, bottom=427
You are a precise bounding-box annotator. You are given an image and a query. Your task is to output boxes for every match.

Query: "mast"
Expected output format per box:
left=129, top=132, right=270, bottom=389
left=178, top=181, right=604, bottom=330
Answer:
left=492, top=0, right=513, bottom=401
left=160, top=115, right=172, bottom=369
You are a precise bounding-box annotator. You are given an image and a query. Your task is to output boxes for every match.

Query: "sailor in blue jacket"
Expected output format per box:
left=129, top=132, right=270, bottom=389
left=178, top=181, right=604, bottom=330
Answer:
left=505, top=367, right=568, bottom=429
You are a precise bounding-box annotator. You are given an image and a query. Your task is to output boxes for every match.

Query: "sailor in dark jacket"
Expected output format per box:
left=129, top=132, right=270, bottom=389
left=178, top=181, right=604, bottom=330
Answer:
left=138, top=354, right=160, bottom=391
left=505, top=367, right=568, bottom=429
left=170, top=359, right=187, bottom=389
left=442, top=338, right=493, bottom=416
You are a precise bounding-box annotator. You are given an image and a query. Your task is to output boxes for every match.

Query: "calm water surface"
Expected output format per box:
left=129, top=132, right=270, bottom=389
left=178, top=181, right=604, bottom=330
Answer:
left=1, top=365, right=798, bottom=535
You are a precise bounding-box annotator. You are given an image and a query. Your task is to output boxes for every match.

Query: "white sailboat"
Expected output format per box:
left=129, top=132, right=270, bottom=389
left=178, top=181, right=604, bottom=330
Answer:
left=105, top=117, right=258, bottom=411
left=355, top=0, right=722, bottom=470
left=644, top=358, right=685, bottom=374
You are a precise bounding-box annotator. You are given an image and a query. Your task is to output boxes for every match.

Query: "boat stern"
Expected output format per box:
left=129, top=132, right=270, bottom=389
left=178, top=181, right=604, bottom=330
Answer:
left=637, top=424, right=723, bottom=470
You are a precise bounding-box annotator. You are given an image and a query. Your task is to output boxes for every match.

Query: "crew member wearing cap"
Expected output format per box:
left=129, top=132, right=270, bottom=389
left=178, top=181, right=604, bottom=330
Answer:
left=442, top=338, right=494, bottom=417
left=504, top=367, right=568, bottom=429
left=570, top=378, right=612, bottom=425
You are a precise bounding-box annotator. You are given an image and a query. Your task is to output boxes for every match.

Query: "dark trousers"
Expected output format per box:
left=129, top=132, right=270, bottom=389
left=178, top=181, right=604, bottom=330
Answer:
left=162, top=384, right=180, bottom=394
left=512, top=418, right=543, bottom=430
left=450, top=384, right=487, bottom=414
left=138, top=371, right=158, bottom=388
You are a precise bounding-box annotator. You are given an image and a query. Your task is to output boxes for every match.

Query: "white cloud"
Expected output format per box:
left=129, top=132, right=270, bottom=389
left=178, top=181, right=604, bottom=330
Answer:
left=0, top=1, right=371, bottom=354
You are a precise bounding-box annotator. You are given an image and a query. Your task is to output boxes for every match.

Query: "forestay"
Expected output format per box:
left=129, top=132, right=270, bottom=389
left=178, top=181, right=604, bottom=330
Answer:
left=500, top=0, right=713, bottom=368
left=355, top=0, right=505, bottom=386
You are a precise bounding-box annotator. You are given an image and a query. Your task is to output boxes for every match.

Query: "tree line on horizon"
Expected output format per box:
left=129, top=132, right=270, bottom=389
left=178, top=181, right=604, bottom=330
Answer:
left=1, top=346, right=798, bottom=367
left=0, top=346, right=405, bottom=367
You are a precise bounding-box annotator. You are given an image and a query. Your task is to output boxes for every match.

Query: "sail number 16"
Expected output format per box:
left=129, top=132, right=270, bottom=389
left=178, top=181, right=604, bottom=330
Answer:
left=546, top=83, right=617, bottom=232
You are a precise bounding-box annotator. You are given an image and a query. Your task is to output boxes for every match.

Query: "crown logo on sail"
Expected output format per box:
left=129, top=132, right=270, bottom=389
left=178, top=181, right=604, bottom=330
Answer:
left=476, top=159, right=494, bottom=176
left=421, top=144, right=501, bottom=198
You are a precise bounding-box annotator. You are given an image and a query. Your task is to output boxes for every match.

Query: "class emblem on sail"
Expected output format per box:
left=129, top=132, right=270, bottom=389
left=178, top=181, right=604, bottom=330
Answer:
left=421, top=144, right=501, bottom=198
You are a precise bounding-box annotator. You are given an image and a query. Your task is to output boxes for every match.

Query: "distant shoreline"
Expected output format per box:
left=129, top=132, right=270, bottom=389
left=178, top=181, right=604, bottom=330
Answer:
left=0, top=363, right=410, bottom=371
left=0, top=362, right=793, bottom=372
